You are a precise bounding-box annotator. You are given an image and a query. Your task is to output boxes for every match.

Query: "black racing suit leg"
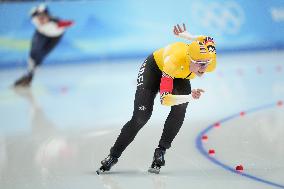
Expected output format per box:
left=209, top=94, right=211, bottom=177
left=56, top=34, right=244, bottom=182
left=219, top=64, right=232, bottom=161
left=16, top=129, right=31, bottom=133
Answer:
left=109, top=54, right=161, bottom=158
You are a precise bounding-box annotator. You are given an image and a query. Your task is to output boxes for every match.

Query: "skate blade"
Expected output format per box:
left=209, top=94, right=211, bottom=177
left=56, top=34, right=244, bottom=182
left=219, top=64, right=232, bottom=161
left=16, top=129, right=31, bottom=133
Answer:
left=96, top=167, right=105, bottom=175
left=14, top=83, right=31, bottom=88
left=148, top=167, right=160, bottom=174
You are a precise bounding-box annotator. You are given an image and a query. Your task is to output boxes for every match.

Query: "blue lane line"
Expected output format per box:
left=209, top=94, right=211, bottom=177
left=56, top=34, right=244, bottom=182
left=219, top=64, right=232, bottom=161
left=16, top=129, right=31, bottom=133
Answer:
left=195, top=102, right=284, bottom=189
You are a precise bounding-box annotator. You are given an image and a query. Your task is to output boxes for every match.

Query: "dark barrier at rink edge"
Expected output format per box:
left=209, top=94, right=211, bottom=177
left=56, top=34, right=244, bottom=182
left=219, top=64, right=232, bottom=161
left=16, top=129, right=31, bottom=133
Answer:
left=0, top=0, right=284, bottom=68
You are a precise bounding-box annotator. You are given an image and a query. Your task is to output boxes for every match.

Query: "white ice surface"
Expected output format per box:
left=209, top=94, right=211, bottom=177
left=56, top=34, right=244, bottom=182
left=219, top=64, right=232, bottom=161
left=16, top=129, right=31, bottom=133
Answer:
left=0, top=51, right=284, bottom=189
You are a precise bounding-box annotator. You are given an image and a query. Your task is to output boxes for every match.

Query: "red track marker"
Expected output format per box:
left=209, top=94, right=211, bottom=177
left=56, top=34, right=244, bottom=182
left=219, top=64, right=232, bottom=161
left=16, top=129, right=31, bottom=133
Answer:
left=214, top=122, right=221, bottom=128
left=240, top=111, right=245, bottom=116
left=235, top=164, right=244, bottom=172
left=208, top=149, right=215, bottom=155
left=202, top=135, right=208, bottom=141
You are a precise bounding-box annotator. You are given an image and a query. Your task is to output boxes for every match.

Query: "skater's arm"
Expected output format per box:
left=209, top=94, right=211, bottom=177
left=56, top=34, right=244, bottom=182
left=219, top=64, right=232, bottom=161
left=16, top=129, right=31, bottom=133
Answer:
left=57, top=20, right=74, bottom=28
left=173, top=23, right=204, bottom=41
left=161, top=94, right=192, bottom=106
left=159, top=44, right=190, bottom=106
left=160, top=89, right=204, bottom=106
left=159, top=53, right=177, bottom=106
left=159, top=69, right=204, bottom=106
left=32, top=18, right=65, bottom=37
left=161, top=42, right=183, bottom=78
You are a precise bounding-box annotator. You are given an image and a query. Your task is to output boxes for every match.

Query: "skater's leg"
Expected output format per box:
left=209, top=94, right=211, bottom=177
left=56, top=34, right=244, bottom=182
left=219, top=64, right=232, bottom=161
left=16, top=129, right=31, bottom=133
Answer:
left=43, top=35, right=62, bottom=55
left=30, top=33, right=62, bottom=68
left=148, top=79, right=191, bottom=173
left=14, top=33, right=62, bottom=87
left=110, top=89, right=157, bottom=158
left=98, top=55, right=161, bottom=173
left=97, top=89, right=157, bottom=174
left=148, top=103, right=188, bottom=174
left=14, top=32, right=46, bottom=87
left=158, top=78, right=191, bottom=149
left=29, top=32, right=49, bottom=68
left=158, top=102, right=188, bottom=149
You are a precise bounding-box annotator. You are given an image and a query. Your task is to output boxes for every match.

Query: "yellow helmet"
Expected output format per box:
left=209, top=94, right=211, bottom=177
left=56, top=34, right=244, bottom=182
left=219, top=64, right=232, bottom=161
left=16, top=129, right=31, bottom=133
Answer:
left=187, top=39, right=216, bottom=64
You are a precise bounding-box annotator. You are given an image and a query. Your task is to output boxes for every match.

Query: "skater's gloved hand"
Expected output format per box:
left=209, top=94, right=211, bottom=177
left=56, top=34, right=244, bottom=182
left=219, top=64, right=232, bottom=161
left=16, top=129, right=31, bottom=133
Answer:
left=191, top=89, right=204, bottom=99
left=173, top=23, right=187, bottom=36
left=173, top=23, right=202, bottom=41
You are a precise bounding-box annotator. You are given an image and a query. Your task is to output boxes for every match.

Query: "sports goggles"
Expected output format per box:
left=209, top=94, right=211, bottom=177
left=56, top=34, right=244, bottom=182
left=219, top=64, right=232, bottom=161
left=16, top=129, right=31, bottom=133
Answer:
left=189, top=56, right=212, bottom=67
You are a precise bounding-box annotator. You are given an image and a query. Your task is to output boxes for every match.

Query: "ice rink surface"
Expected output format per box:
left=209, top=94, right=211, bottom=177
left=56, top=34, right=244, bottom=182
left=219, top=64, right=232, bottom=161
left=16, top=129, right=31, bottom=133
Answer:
left=0, top=51, right=284, bottom=189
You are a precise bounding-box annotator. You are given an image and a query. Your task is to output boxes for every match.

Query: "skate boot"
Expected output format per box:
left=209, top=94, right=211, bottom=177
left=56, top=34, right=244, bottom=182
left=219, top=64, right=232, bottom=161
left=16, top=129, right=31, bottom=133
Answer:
left=148, top=147, right=166, bottom=174
left=14, top=72, right=33, bottom=87
left=96, top=155, right=118, bottom=175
